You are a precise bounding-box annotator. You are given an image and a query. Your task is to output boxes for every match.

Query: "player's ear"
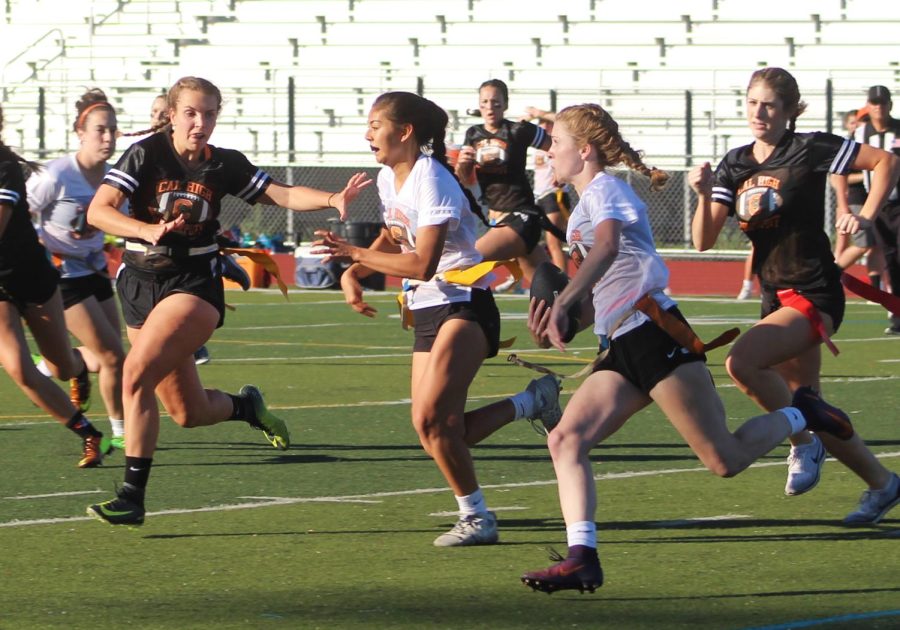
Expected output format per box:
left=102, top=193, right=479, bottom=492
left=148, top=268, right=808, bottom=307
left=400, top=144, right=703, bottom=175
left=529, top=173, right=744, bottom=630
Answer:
left=399, top=123, right=415, bottom=144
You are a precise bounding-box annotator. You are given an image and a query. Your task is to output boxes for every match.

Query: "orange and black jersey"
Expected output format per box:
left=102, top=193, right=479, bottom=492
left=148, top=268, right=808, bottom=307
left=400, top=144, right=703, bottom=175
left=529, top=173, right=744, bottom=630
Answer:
left=464, top=119, right=546, bottom=212
left=0, top=158, right=43, bottom=271
left=103, top=132, right=271, bottom=272
left=711, top=131, right=859, bottom=291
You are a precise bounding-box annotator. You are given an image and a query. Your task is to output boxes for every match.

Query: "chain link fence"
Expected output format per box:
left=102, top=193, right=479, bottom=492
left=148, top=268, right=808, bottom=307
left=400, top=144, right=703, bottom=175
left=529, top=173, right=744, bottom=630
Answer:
left=228, top=165, right=845, bottom=256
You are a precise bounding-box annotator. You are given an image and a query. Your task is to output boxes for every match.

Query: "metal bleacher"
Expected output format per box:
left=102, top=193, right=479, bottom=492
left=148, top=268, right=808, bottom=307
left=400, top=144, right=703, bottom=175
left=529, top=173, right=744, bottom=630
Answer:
left=1, top=0, right=899, bottom=167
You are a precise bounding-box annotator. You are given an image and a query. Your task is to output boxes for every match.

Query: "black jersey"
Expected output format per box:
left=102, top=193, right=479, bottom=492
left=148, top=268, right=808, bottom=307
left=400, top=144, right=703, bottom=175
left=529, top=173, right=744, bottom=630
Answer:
left=855, top=118, right=900, bottom=206
left=103, top=132, right=271, bottom=272
left=711, top=131, right=859, bottom=290
left=0, top=157, right=43, bottom=271
left=464, top=119, right=546, bottom=212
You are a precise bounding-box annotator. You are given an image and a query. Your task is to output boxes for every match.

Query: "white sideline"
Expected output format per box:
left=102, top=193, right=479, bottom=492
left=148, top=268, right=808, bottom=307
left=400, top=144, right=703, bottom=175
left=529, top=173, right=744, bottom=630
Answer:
left=2, top=452, right=898, bottom=529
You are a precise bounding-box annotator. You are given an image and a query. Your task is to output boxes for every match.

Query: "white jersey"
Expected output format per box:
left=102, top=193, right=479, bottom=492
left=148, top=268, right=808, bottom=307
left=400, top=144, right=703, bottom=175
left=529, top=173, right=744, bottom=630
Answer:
left=26, top=155, right=122, bottom=278
left=566, top=171, right=674, bottom=339
left=377, top=155, right=489, bottom=310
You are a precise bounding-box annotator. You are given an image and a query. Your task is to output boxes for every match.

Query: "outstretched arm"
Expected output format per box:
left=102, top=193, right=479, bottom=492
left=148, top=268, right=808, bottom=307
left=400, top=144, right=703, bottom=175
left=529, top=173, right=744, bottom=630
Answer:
left=259, top=172, right=372, bottom=221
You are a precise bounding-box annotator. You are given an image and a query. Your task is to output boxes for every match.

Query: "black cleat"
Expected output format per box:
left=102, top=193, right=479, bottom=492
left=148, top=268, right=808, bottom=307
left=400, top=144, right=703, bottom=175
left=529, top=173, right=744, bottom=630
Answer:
left=792, top=386, right=854, bottom=441
left=87, top=487, right=145, bottom=526
left=220, top=253, right=251, bottom=291
left=521, top=548, right=604, bottom=594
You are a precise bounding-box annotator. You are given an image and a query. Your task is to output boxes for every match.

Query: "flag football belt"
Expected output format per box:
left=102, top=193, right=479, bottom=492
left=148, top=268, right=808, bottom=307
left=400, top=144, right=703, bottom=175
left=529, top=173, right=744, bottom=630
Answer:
left=223, top=247, right=289, bottom=300
left=397, top=259, right=522, bottom=349
left=775, top=288, right=839, bottom=356
left=841, top=271, right=900, bottom=316
left=508, top=291, right=741, bottom=380
left=125, top=241, right=219, bottom=257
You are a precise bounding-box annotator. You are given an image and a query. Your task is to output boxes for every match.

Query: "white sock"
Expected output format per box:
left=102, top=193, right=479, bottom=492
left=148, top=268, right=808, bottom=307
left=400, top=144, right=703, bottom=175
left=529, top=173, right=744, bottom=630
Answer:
left=35, top=359, right=52, bottom=377
left=109, top=418, right=125, bottom=438
left=780, top=407, right=807, bottom=435
left=741, top=279, right=753, bottom=291
left=509, top=390, right=535, bottom=420
left=456, top=488, right=487, bottom=516
left=566, top=520, right=597, bottom=548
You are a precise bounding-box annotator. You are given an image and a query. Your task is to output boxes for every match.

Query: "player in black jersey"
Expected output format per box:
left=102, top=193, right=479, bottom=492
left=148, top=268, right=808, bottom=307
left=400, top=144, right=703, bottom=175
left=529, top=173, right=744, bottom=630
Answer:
left=455, top=79, right=554, bottom=285
left=691, top=68, right=900, bottom=525
left=84, top=77, right=371, bottom=525
left=0, top=105, right=107, bottom=469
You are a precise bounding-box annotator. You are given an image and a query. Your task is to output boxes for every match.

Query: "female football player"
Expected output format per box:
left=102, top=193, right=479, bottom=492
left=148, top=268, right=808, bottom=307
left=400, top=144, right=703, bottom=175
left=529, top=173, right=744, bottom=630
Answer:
left=0, top=105, right=102, bottom=468
left=85, top=76, right=371, bottom=525
left=520, top=103, right=853, bottom=594
left=28, top=89, right=126, bottom=449
left=455, top=79, right=555, bottom=286
left=314, top=91, right=562, bottom=547
left=690, top=67, right=900, bottom=525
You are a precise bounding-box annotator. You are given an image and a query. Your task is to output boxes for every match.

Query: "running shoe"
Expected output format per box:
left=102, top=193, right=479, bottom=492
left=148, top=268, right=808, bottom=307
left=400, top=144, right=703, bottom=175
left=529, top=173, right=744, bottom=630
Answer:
left=784, top=434, right=826, bottom=496
left=220, top=253, right=251, bottom=291
left=109, top=435, right=126, bottom=450
left=843, top=473, right=900, bottom=526
left=87, top=487, right=145, bottom=526
left=736, top=285, right=753, bottom=300
left=494, top=275, right=522, bottom=294
left=70, top=352, right=91, bottom=413
left=241, top=385, right=290, bottom=450
left=78, top=434, right=112, bottom=468
left=433, top=511, right=498, bottom=547
left=885, top=325, right=900, bottom=336
left=525, top=375, right=563, bottom=436
left=791, top=386, right=854, bottom=441
left=194, top=345, right=211, bottom=365
left=521, top=547, right=604, bottom=594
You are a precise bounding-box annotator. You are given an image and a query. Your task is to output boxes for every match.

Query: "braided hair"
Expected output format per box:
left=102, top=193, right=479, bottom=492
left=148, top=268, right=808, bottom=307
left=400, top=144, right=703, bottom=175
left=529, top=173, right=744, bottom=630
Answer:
left=122, top=77, right=222, bottom=137
left=372, top=91, right=490, bottom=226
left=555, top=104, right=669, bottom=191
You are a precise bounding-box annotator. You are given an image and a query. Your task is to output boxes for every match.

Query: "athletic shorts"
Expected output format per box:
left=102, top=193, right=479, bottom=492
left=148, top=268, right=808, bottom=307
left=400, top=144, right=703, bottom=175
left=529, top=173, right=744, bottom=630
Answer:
left=117, top=261, right=224, bottom=329
left=847, top=206, right=878, bottom=248
left=536, top=190, right=571, bottom=217
left=0, top=254, right=59, bottom=314
left=492, top=208, right=544, bottom=253
left=760, top=273, right=845, bottom=334
left=412, top=288, right=501, bottom=358
left=593, top=306, right=706, bottom=394
left=60, top=273, right=115, bottom=309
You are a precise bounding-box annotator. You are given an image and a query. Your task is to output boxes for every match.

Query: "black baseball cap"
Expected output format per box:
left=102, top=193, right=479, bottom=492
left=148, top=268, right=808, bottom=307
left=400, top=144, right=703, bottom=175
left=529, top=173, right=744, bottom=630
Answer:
left=867, top=85, right=891, bottom=103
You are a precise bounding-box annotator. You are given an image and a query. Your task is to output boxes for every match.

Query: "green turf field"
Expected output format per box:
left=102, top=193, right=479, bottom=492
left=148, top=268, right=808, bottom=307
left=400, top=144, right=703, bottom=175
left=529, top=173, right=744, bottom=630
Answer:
left=1, top=290, right=898, bottom=629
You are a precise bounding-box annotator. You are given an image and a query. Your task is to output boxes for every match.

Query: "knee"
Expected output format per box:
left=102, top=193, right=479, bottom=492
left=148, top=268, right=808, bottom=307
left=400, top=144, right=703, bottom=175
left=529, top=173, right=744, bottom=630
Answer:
left=546, top=426, right=587, bottom=463
left=411, top=406, right=454, bottom=449
left=121, top=358, right=157, bottom=400
left=168, top=407, right=199, bottom=428
left=724, top=354, right=752, bottom=390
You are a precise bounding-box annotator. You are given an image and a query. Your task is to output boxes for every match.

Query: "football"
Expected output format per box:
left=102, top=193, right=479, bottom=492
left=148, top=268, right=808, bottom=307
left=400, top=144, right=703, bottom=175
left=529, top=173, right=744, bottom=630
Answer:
left=528, top=262, right=580, bottom=342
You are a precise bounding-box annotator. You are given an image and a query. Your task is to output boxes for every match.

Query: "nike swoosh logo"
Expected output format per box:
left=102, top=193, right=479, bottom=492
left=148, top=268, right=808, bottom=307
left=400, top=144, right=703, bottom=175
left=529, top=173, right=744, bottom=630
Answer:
left=99, top=506, right=133, bottom=517
left=556, top=562, right=585, bottom=576
left=128, top=466, right=144, bottom=472
left=666, top=347, right=679, bottom=359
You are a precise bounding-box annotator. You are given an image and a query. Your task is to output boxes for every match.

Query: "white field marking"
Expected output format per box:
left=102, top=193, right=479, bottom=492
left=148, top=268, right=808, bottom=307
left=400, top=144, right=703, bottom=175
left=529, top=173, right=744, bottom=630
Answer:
left=4, top=490, right=105, bottom=500
left=428, top=506, right=528, bottom=517
left=654, top=514, right=751, bottom=527
left=238, top=496, right=380, bottom=504
left=4, top=374, right=899, bottom=424
left=3, top=452, right=898, bottom=529
left=231, top=323, right=367, bottom=330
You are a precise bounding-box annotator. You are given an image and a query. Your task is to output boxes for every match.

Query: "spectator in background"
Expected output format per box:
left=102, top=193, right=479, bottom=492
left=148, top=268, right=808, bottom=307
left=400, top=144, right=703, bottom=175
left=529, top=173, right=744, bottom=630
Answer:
left=832, top=107, right=886, bottom=295
left=27, top=88, right=127, bottom=449
left=851, top=86, right=900, bottom=335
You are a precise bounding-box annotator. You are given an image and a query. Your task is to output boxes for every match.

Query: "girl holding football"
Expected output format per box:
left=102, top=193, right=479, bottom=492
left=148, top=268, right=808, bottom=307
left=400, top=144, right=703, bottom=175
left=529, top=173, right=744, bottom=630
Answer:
left=690, top=67, right=900, bottom=524
left=85, top=76, right=371, bottom=526
left=521, top=103, right=854, bottom=594
left=314, top=91, right=562, bottom=548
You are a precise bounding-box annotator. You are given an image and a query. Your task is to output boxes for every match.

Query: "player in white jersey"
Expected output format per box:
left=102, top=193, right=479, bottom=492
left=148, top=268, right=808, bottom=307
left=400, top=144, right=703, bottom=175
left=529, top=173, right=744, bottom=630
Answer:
left=314, top=91, right=563, bottom=548
left=27, top=89, right=126, bottom=448
left=520, top=103, right=854, bottom=594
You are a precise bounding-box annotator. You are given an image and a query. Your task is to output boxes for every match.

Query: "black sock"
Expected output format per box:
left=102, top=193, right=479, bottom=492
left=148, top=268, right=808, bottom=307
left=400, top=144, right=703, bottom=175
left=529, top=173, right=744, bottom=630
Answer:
left=568, top=544, right=598, bottom=560
left=227, top=393, right=251, bottom=421
left=124, top=456, right=153, bottom=492
left=66, top=413, right=101, bottom=439
left=74, top=348, right=88, bottom=378
left=869, top=274, right=881, bottom=291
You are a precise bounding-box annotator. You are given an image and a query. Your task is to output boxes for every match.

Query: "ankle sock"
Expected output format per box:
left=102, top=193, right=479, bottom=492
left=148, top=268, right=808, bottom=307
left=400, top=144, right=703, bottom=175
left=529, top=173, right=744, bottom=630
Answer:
left=66, top=413, right=101, bottom=439
left=455, top=488, right=487, bottom=516
left=123, top=456, right=153, bottom=492
left=566, top=520, right=597, bottom=548
left=509, top=390, right=535, bottom=420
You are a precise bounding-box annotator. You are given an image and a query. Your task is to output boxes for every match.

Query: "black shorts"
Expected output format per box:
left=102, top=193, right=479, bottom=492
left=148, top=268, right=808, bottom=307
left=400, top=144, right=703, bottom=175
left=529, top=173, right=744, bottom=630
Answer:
left=411, top=288, right=501, bottom=358
left=117, top=261, right=224, bottom=329
left=593, top=306, right=706, bottom=394
left=761, top=274, right=845, bottom=333
left=60, top=273, right=115, bottom=309
left=493, top=208, right=544, bottom=253
left=0, top=254, right=59, bottom=314
left=536, top=190, right=571, bottom=217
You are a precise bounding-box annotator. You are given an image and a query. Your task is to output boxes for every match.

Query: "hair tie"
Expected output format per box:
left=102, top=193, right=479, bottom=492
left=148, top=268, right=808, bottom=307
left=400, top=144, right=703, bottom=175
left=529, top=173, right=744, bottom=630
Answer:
left=75, top=102, right=112, bottom=130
